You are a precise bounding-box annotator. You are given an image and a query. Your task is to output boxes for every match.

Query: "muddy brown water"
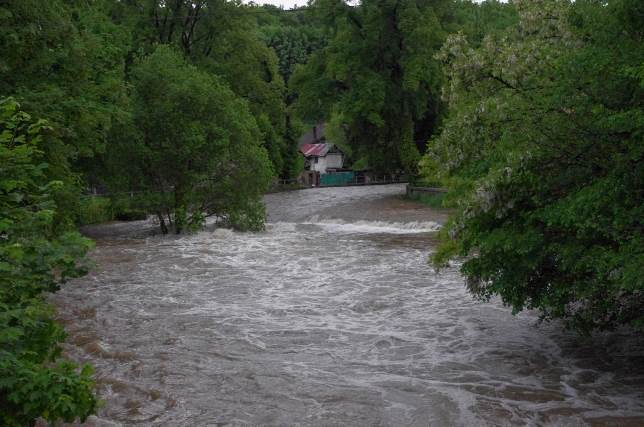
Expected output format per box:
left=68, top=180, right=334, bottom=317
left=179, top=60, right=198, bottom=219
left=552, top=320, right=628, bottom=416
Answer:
left=50, top=185, right=644, bottom=426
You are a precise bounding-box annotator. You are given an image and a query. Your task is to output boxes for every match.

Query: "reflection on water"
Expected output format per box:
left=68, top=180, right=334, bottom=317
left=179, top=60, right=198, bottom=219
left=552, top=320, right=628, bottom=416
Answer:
left=52, top=185, right=644, bottom=426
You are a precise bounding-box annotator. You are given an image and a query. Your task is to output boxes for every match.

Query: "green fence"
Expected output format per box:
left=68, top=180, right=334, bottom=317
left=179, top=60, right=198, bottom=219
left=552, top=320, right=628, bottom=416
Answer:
left=320, top=171, right=356, bottom=186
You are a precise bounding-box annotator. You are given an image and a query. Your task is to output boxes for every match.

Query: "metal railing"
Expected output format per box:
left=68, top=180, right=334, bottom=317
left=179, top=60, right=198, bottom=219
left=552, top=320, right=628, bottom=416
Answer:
left=272, top=176, right=409, bottom=190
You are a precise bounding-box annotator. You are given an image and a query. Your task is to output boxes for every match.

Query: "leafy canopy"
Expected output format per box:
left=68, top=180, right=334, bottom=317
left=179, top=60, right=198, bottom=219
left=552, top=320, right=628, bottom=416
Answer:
left=424, top=0, right=644, bottom=332
left=105, top=45, right=273, bottom=233
left=291, top=0, right=452, bottom=173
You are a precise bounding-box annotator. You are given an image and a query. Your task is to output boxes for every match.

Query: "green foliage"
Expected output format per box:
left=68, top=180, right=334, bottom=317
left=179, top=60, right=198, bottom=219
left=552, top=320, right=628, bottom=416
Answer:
left=0, top=0, right=132, bottom=229
left=259, top=14, right=326, bottom=84
left=325, top=110, right=350, bottom=153
left=0, top=98, right=97, bottom=425
left=442, top=0, right=518, bottom=45
left=0, top=0, right=129, bottom=161
left=77, top=196, right=147, bottom=225
left=78, top=197, right=113, bottom=225
left=2, top=0, right=303, bottom=191
left=225, top=199, right=267, bottom=232
left=282, top=116, right=307, bottom=179
left=423, top=0, right=644, bottom=332
left=105, top=46, right=273, bottom=233
left=406, top=192, right=447, bottom=209
left=253, top=5, right=327, bottom=179
left=115, top=0, right=291, bottom=178
left=291, top=0, right=449, bottom=174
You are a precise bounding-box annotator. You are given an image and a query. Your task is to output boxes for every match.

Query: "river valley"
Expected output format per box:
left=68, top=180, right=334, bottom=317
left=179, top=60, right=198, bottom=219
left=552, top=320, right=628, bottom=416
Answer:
left=52, top=184, right=644, bottom=426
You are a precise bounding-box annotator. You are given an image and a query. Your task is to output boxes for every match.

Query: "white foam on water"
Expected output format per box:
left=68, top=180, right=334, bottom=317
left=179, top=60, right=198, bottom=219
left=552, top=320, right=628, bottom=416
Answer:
left=265, top=221, right=298, bottom=233
left=303, top=216, right=441, bottom=234
left=211, top=227, right=235, bottom=238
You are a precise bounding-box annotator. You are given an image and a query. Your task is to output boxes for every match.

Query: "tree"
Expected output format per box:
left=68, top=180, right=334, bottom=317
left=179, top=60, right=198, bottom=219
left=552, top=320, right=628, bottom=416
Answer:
left=0, top=98, right=97, bottom=426
left=105, top=46, right=273, bottom=233
left=259, top=16, right=326, bottom=84
left=291, top=0, right=448, bottom=173
left=0, top=0, right=131, bottom=226
left=116, top=0, right=291, bottom=178
left=423, top=0, right=644, bottom=332
left=441, top=0, right=518, bottom=46
left=255, top=5, right=327, bottom=179
left=0, top=0, right=129, bottom=168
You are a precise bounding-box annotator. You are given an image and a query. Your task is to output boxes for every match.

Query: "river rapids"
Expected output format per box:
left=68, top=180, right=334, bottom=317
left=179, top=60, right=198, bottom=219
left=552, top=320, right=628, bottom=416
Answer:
left=51, top=184, right=644, bottom=426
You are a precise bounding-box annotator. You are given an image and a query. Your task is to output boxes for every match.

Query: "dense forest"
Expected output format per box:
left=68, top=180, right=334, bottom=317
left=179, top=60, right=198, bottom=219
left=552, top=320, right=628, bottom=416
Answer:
left=0, top=0, right=642, bottom=424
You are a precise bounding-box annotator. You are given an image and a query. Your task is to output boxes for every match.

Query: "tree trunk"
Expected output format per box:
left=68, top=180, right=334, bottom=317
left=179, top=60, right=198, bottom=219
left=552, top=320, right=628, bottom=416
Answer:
left=157, top=212, right=168, bottom=234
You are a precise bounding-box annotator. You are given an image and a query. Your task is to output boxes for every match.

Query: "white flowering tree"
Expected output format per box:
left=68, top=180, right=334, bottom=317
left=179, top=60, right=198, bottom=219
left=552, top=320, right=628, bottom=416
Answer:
left=423, top=0, right=644, bottom=332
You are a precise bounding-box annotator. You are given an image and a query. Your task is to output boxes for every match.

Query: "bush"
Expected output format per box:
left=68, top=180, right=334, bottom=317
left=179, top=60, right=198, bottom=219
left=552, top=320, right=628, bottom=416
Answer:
left=78, top=196, right=149, bottom=225
left=1, top=98, right=98, bottom=425
left=226, top=200, right=267, bottom=232
left=78, top=196, right=113, bottom=225
left=425, top=0, right=644, bottom=332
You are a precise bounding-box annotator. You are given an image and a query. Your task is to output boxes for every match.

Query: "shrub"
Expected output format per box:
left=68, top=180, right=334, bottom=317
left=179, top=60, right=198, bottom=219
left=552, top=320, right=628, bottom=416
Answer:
left=78, top=197, right=113, bottom=225
left=0, top=98, right=98, bottom=425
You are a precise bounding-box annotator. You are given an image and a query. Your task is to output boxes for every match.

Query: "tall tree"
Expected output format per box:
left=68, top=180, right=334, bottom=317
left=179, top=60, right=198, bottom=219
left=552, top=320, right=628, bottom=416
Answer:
left=258, top=9, right=326, bottom=84
left=116, top=0, right=291, bottom=178
left=291, top=0, right=448, bottom=173
left=424, top=0, right=644, bottom=332
left=105, top=46, right=273, bottom=233
left=0, top=0, right=130, bottom=225
left=255, top=5, right=327, bottom=180
left=0, top=0, right=129, bottom=165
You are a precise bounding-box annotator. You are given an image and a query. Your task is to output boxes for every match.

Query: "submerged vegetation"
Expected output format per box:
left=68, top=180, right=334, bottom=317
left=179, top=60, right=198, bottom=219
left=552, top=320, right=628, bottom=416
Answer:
left=77, top=197, right=147, bottom=226
left=0, top=0, right=642, bottom=423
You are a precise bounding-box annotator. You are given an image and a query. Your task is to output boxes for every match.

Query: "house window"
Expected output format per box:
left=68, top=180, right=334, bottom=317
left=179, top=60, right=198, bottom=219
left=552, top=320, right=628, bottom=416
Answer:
left=314, top=157, right=318, bottom=164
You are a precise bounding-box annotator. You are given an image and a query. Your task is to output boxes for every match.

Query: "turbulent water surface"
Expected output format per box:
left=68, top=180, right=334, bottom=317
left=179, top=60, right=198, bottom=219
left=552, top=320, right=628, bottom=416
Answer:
left=52, top=185, right=644, bottom=426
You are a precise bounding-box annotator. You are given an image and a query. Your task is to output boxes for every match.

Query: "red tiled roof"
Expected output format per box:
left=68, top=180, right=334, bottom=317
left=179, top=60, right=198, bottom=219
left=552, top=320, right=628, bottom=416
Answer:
left=300, top=143, right=330, bottom=157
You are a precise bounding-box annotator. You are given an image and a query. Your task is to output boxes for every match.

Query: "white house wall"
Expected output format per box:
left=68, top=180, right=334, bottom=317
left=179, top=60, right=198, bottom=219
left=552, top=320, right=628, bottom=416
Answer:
left=311, top=157, right=326, bottom=173
left=308, top=153, right=344, bottom=174
left=325, top=153, right=343, bottom=170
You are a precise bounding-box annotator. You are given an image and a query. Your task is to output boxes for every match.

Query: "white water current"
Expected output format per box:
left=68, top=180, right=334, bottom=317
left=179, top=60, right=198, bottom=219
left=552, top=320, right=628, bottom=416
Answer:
left=51, top=184, right=644, bottom=426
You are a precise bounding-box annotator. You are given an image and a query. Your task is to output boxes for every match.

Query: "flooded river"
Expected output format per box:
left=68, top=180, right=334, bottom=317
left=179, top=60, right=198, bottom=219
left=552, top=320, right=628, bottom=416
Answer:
left=52, top=185, right=644, bottom=426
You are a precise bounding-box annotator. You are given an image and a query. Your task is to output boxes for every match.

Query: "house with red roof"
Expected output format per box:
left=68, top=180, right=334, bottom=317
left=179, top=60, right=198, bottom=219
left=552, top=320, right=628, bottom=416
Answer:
left=299, top=143, right=345, bottom=174
left=297, top=123, right=345, bottom=175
